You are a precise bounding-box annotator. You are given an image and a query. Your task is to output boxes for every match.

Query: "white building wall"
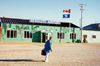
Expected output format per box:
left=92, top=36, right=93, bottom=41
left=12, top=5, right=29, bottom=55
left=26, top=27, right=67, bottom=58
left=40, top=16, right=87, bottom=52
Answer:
left=82, top=30, right=100, bottom=43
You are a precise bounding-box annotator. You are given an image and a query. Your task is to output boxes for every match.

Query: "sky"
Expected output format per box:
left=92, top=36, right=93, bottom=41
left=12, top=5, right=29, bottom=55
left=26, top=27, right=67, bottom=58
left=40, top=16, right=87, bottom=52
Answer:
left=0, top=0, right=100, bottom=27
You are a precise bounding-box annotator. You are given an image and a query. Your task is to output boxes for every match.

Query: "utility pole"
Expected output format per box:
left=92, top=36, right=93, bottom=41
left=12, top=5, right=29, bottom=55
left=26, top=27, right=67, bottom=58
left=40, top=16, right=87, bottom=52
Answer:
left=78, top=3, right=86, bottom=43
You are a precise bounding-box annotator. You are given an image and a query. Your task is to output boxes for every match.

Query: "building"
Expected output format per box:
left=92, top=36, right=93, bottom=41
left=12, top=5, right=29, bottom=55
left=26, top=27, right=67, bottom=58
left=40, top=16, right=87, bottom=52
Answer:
left=83, top=23, right=100, bottom=31
left=0, top=17, right=80, bottom=43
left=82, top=23, right=100, bottom=43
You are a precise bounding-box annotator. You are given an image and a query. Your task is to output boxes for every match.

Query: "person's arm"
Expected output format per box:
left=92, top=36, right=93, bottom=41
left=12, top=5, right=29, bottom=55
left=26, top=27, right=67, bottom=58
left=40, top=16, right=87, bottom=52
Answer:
left=49, top=41, right=52, bottom=51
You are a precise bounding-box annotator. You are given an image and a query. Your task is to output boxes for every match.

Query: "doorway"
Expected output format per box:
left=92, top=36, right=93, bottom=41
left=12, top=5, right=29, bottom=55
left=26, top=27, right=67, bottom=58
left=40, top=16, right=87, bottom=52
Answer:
left=42, top=33, right=45, bottom=43
left=42, top=33, right=51, bottom=43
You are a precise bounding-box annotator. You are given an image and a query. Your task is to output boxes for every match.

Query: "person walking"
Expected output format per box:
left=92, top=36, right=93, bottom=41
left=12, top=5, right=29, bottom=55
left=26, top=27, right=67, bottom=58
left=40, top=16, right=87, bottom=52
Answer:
left=44, top=37, right=52, bottom=62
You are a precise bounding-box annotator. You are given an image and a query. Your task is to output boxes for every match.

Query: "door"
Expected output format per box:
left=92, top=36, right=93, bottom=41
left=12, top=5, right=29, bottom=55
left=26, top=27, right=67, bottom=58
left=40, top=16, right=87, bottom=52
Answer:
left=42, top=33, right=45, bottom=43
left=45, top=33, right=48, bottom=42
left=42, top=33, right=52, bottom=43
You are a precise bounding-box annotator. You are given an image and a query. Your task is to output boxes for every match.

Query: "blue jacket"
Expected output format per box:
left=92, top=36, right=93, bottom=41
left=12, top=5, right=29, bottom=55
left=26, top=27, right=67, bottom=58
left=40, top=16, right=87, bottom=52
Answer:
left=44, top=40, right=52, bottom=53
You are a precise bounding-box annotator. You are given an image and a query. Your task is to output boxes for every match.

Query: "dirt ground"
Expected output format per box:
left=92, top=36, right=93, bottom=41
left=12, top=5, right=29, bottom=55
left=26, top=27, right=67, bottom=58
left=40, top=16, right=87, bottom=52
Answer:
left=0, top=42, right=100, bottom=66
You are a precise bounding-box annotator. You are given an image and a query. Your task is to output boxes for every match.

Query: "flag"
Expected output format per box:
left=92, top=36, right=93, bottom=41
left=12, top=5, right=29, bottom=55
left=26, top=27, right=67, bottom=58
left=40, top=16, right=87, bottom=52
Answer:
left=63, top=14, right=70, bottom=18
left=63, top=9, right=71, bottom=13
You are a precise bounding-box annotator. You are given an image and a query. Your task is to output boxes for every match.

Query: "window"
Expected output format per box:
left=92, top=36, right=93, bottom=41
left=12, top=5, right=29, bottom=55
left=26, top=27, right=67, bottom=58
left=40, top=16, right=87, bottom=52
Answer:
left=70, top=33, right=76, bottom=39
left=7, top=30, right=17, bottom=38
left=62, top=33, right=64, bottom=39
left=30, top=32, right=32, bottom=38
left=57, top=33, right=60, bottom=39
left=7, top=30, right=10, bottom=38
left=92, top=35, right=96, bottom=39
left=24, top=31, right=33, bottom=39
left=83, top=35, right=87, bottom=38
left=11, top=30, right=13, bottom=38
left=73, top=33, right=76, bottom=39
left=14, top=31, right=17, bottom=38
left=70, top=33, right=72, bottom=39
left=27, top=31, right=29, bottom=38
left=60, top=33, right=62, bottom=39
left=24, top=31, right=26, bottom=38
left=57, top=32, right=65, bottom=39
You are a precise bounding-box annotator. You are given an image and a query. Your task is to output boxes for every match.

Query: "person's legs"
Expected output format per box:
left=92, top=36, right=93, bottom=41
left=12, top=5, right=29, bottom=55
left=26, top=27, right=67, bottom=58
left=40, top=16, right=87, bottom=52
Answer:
left=45, top=52, right=49, bottom=62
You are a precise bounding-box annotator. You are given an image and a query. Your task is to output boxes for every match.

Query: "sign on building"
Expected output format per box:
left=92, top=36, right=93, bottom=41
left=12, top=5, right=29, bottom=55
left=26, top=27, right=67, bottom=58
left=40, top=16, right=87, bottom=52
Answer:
left=29, top=19, right=61, bottom=24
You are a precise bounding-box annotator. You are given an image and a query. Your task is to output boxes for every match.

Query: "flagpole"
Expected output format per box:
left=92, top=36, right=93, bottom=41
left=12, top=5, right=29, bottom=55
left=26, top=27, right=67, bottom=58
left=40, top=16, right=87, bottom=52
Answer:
left=78, top=3, right=86, bottom=43
left=69, top=13, right=71, bottom=42
left=63, top=9, right=71, bottom=42
left=69, top=22, right=70, bottom=42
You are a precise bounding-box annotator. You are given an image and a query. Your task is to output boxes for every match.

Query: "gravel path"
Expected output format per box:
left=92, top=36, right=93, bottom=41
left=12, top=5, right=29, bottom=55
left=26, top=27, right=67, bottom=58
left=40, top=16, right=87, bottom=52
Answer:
left=0, top=43, right=100, bottom=66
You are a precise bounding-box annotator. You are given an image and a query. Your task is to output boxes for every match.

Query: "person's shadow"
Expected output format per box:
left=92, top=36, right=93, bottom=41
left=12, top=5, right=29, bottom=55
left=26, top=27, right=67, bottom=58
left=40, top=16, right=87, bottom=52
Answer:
left=0, top=59, right=45, bottom=62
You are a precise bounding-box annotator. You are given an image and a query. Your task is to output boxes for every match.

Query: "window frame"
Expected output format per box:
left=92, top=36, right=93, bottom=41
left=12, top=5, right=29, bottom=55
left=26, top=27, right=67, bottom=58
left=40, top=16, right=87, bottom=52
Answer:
left=57, top=32, right=65, bottom=39
left=57, top=32, right=60, bottom=39
left=23, top=30, right=33, bottom=39
left=92, top=35, right=96, bottom=39
left=70, top=33, right=76, bottom=40
left=6, top=30, right=17, bottom=39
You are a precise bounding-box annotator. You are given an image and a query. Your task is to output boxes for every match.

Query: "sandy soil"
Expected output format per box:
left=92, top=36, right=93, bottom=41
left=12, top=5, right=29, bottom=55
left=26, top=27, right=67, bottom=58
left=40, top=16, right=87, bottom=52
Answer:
left=0, top=42, right=100, bottom=66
